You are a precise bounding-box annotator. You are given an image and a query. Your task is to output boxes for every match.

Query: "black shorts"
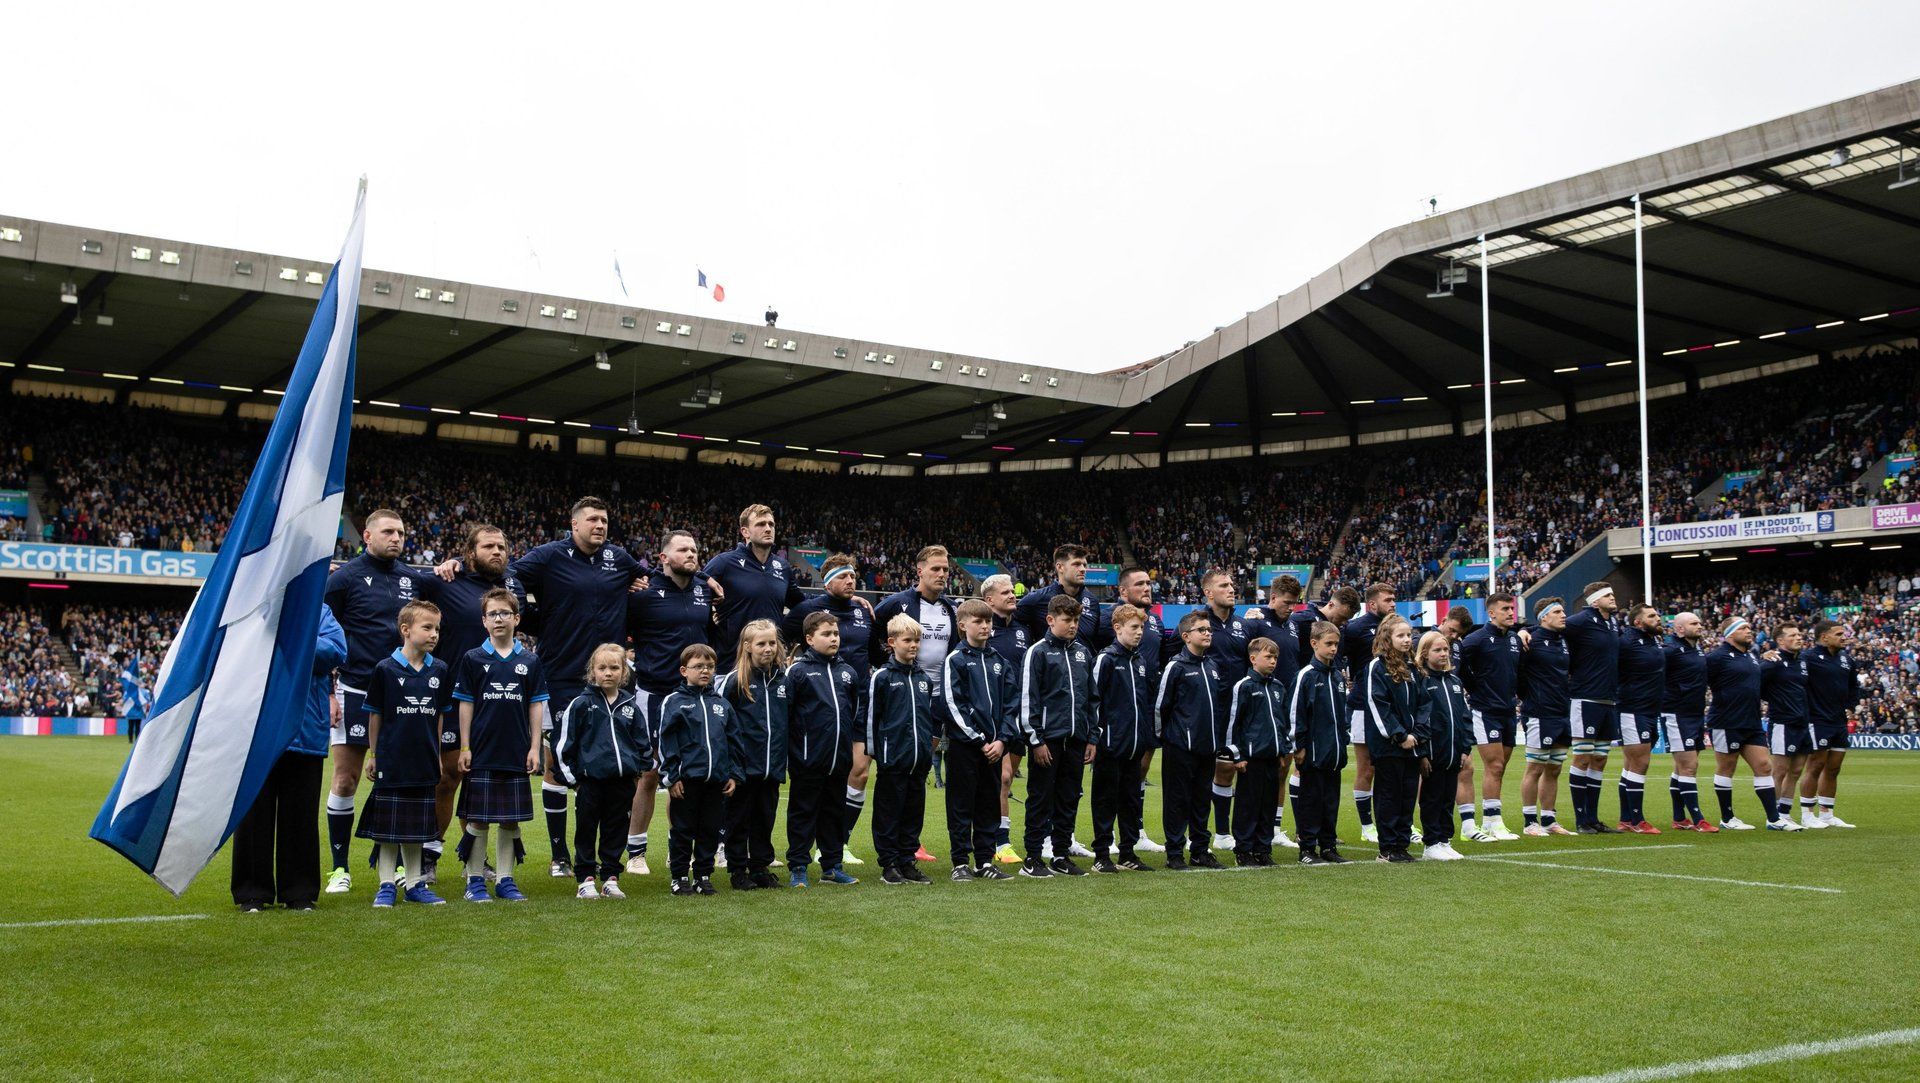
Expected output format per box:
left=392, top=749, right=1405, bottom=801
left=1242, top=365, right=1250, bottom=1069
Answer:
left=1617, top=711, right=1658, bottom=746
left=1470, top=708, right=1516, bottom=747
left=331, top=688, right=369, bottom=748
left=1661, top=713, right=1705, bottom=752
left=1571, top=700, right=1620, bottom=742
left=1710, top=724, right=1767, bottom=753
left=1769, top=723, right=1813, bottom=757
left=1524, top=716, right=1571, bottom=751
left=1812, top=722, right=1852, bottom=750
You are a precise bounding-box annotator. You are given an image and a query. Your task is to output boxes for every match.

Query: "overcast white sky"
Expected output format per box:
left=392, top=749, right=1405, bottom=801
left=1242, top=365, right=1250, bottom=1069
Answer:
left=8, top=2, right=1918, bottom=372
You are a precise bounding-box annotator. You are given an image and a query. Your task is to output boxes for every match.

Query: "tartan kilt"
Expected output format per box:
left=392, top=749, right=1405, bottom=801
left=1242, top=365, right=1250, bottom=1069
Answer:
left=355, top=785, right=440, bottom=842
left=457, top=770, right=535, bottom=824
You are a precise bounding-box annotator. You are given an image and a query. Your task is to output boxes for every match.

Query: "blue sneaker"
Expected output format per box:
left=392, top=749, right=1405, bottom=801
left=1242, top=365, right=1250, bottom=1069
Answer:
left=820, top=867, right=859, bottom=885
left=373, top=882, right=397, bottom=908
left=493, top=876, right=527, bottom=902
left=462, top=876, right=491, bottom=903
left=403, top=882, right=447, bottom=905
left=788, top=869, right=810, bottom=888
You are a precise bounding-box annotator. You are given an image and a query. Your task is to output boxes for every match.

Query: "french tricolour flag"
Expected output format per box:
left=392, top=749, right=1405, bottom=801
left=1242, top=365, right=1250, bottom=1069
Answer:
left=91, top=184, right=365, bottom=895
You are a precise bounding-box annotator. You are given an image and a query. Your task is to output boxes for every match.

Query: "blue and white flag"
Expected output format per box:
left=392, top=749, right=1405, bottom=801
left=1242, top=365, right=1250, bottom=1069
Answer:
left=91, top=184, right=365, bottom=895
left=613, top=253, right=630, bottom=299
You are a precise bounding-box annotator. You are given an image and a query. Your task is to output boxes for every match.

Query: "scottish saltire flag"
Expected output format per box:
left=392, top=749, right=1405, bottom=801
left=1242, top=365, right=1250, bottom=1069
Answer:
left=613, top=254, right=630, bottom=299
left=91, top=184, right=366, bottom=895
left=697, top=268, right=707, bottom=288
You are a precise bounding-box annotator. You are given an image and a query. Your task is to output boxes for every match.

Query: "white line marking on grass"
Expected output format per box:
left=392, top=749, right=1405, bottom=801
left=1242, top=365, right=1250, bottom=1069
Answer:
left=1549, top=1026, right=1920, bottom=1082
left=1472, top=856, right=1842, bottom=893
left=1471, top=844, right=1695, bottom=858
left=0, top=913, right=210, bottom=930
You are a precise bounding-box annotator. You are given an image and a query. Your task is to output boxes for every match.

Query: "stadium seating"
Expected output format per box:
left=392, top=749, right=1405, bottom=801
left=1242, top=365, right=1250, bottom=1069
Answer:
left=0, top=605, right=87, bottom=717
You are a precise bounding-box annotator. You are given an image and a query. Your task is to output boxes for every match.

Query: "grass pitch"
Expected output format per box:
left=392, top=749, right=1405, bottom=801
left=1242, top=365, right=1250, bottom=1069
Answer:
left=2, top=738, right=1916, bottom=1081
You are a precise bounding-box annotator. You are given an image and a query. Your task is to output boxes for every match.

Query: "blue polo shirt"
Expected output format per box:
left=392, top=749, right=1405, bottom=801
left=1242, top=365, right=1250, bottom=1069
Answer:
left=626, top=573, right=715, bottom=695
left=433, top=568, right=528, bottom=667
left=510, top=537, right=642, bottom=697
left=364, top=649, right=454, bottom=787
left=702, top=543, right=804, bottom=668
left=324, top=553, right=431, bottom=692
left=1563, top=606, right=1620, bottom=702
left=451, top=640, right=549, bottom=772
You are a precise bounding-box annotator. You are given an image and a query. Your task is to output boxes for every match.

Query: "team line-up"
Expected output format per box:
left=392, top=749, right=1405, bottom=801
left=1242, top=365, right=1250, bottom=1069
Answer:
left=229, top=496, right=1862, bottom=908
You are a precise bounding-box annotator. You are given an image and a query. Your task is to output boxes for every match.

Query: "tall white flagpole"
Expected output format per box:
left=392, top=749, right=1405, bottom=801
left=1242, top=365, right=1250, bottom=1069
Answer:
left=1633, top=195, right=1653, bottom=603
left=1481, top=234, right=1496, bottom=597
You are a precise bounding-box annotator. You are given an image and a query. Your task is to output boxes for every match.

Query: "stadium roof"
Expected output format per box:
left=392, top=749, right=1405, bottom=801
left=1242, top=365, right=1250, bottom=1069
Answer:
left=5, top=79, right=1920, bottom=469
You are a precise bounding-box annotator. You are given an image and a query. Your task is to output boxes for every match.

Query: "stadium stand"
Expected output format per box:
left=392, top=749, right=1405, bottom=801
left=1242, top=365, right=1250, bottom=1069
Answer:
left=0, top=604, right=87, bottom=716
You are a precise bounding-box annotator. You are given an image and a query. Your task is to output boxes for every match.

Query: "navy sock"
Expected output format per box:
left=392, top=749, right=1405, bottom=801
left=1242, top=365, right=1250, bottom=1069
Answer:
left=1620, top=771, right=1645, bottom=824
left=1755, top=780, right=1779, bottom=823
left=1541, top=808, right=1558, bottom=827
left=543, top=784, right=571, bottom=863
left=1522, top=805, right=1539, bottom=827
left=1680, top=778, right=1704, bottom=822
left=1669, top=776, right=1687, bottom=821
left=1211, top=784, right=1234, bottom=836
left=1713, top=776, right=1735, bottom=822
left=1354, top=790, right=1374, bottom=827
left=845, top=786, right=866, bottom=832
left=326, top=794, right=355, bottom=871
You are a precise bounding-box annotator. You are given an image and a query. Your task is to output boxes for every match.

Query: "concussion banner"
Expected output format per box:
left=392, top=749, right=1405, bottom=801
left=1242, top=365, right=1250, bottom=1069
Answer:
left=1646, top=511, right=1837, bottom=547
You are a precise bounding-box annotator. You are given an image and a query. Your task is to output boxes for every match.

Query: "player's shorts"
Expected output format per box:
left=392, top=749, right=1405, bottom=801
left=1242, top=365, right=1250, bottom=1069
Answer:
left=1470, top=708, right=1516, bottom=747
left=1710, top=725, right=1767, bottom=753
left=1349, top=709, right=1367, bottom=745
left=1811, top=721, right=1851, bottom=750
left=1769, top=722, right=1813, bottom=757
left=1660, top=713, right=1705, bottom=752
left=1617, top=711, right=1658, bottom=746
left=331, top=687, right=369, bottom=748
left=1524, top=716, right=1571, bottom=751
left=1570, top=700, right=1620, bottom=742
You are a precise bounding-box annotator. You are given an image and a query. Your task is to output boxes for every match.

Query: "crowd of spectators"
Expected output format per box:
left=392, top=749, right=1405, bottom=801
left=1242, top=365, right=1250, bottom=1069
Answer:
left=0, top=605, right=88, bottom=717
left=62, top=603, right=181, bottom=717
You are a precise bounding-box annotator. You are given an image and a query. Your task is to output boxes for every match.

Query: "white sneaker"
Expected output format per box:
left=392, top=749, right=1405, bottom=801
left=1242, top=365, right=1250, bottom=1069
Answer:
left=1486, top=821, right=1520, bottom=841
left=1800, top=812, right=1829, bottom=830
left=1409, top=828, right=1423, bottom=845
left=1040, top=839, right=1055, bottom=861
left=1360, top=824, right=1379, bottom=844
left=714, top=849, right=728, bottom=869
left=1720, top=817, right=1756, bottom=831
left=841, top=850, right=865, bottom=866
left=324, top=867, right=352, bottom=894
left=626, top=854, right=651, bottom=875
left=1464, top=826, right=1495, bottom=843
left=576, top=879, right=599, bottom=899
left=1425, top=841, right=1463, bottom=861
left=549, top=860, right=571, bottom=878
left=1275, top=829, right=1300, bottom=850
left=1822, top=812, right=1856, bottom=829
left=1068, top=837, right=1095, bottom=859
left=1210, top=833, right=1235, bottom=851
left=1766, top=817, right=1805, bottom=832
left=1133, top=832, right=1167, bottom=853
left=1523, top=823, right=1549, bottom=837
left=600, top=877, right=626, bottom=898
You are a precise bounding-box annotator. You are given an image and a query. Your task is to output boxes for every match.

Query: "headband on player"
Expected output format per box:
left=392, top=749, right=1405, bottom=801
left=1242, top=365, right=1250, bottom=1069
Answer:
left=1536, top=602, right=1564, bottom=618
left=824, top=565, right=856, bottom=584
left=1724, top=617, right=1750, bottom=635
left=1585, top=586, right=1615, bottom=605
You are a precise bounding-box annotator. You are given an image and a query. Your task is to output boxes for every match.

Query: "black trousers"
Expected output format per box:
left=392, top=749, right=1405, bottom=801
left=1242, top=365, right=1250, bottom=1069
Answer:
left=230, top=752, right=323, bottom=907
left=872, top=764, right=930, bottom=868
left=1420, top=763, right=1461, bottom=845
left=944, top=740, right=1000, bottom=868
left=1374, top=756, right=1420, bottom=852
left=1090, top=746, right=1146, bottom=860
left=786, top=766, right=850, bottom=871
left=573, top=776, right=637, bottom=881
left=1022, top=737, right=1086, bottom=855
left=1293, top=766, right=1343, bottom=853
left=669, top=778, right=727, bottom=879
left=724, top=777, right=780, bottom=873
left=1231, top=757, right=1281, bottom=855
left=1160, top=745, right=1213, bottom=859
